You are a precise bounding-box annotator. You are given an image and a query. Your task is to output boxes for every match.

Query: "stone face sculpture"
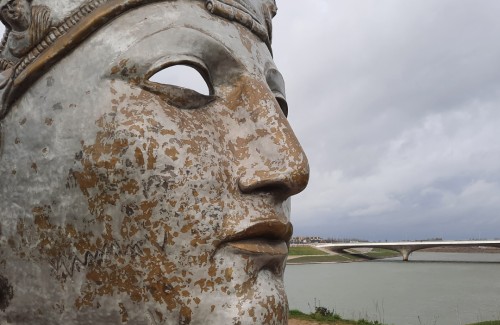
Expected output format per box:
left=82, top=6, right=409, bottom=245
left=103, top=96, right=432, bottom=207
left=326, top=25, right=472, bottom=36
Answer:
left=0, top=0, right=309, bottom=324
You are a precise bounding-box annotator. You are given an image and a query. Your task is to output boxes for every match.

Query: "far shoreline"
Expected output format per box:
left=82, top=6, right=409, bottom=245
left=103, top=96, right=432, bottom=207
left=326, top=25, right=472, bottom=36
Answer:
left=287, top=246, right=500, bottom=265
left=420, top=246, right=500, bottom=253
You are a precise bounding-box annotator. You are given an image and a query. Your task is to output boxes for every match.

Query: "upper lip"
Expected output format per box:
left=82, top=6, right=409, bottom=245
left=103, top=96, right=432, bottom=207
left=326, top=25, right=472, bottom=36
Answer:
left=220, top=220, right=293, bottom=245
left=216, top=221, right=292, bottom=274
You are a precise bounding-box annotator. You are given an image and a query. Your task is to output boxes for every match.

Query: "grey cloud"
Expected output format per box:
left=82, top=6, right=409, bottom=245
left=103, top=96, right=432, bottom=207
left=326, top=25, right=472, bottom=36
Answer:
left=1, top=1, right=499, bottom=240
left=274, top=0, right=500, bottom=239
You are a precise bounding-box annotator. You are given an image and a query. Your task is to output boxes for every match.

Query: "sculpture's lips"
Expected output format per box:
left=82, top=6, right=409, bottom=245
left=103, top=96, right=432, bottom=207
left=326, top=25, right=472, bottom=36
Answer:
left=220, top=221, right=292, bottom=255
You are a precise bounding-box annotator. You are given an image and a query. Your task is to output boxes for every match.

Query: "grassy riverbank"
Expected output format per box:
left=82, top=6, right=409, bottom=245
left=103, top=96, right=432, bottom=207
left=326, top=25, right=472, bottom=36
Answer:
left=289, top=308, right=384, bottom=325
left=289, top=309, right=500, bottom=325
left=288, top=246, right=400, bottom=264
left=289, top=246, right=331, bottom=256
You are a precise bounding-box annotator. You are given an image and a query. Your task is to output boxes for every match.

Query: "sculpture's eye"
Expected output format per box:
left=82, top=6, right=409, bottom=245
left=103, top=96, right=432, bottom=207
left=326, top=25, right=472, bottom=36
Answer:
left=266, top=68, right=288, bottom=117
left=142, top=64, right=215, bottom=109
left=149, top=65, right=210, bottom=95
left=274, top=93, right=288, bottom=118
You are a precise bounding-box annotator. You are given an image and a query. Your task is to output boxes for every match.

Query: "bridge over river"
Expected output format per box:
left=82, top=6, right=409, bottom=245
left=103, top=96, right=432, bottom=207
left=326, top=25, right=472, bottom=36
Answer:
left=315, top=240, right=500, bottom=261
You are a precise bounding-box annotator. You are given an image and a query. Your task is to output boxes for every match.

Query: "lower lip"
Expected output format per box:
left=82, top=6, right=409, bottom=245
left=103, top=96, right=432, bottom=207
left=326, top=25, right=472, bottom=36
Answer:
left=226, top=239, right=288, bottom=255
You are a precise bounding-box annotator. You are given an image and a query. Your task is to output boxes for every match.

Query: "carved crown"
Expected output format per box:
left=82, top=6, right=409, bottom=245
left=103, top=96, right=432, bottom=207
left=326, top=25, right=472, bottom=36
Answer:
left=0, top=0, right=277, bottom=119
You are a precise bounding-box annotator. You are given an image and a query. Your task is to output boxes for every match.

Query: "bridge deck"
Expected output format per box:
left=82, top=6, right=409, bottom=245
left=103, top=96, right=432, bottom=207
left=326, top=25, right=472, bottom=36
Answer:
left=315, top=240, right=500, bottom=261
left=317, top=240, right=500, bottom=249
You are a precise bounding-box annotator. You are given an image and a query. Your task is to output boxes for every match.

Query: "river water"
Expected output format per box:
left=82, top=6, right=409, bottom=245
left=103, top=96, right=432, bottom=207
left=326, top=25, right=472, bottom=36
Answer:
left=285, top=252, right=500, bottom=325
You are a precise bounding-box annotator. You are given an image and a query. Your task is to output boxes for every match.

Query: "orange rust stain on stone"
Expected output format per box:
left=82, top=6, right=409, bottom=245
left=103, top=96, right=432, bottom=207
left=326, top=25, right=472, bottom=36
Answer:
left=118, top=303, right=129, bottom=323
left=180, top=305, right=192, bottom=324
left=180, top=223, right=193, bottom=234
left=235, top=277, right=254, bottom=298
left=160, top=129, right=176, bottom=136
left=224, top=267, right=233, bottom=282
left=190, top=236, right=208, bottom=248
left=65, top=224, right=77, bottom=237
left=146, top=138, right=158, bottom=170
left=164, top=146, right=179, bottom=161
left=256, top=128, right=270, bottom=137
left=33, top=207, right=53, bottom=230
left=137, top=200, right=158, bottom=222
left=80, top=263, right=145, bottom=307
left=134, top=147, right=145, bottom=167
left=110, top=59, right=129, bottom=75
left=208, top=265, right=216, bottom=277
left=248, top=307, right=256, bottom=322
left=88, top=137, right=128, bottom=169
left=120, top=179, right=140, bottom=194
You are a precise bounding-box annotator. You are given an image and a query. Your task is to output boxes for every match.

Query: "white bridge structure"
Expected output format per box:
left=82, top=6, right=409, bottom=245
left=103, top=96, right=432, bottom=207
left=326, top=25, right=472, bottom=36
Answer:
left=315, top=240, right=500, bottom=261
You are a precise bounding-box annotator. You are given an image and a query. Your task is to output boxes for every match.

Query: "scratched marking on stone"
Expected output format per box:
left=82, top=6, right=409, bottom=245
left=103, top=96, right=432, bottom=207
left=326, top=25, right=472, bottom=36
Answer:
left=49, top=241, right=144, bottom=278
left=0, top=275, right=14, bottom=312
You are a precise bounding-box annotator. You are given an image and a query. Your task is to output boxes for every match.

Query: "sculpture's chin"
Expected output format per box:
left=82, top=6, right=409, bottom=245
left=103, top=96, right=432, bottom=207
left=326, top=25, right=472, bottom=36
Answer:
left=183, top=249, right=289, bottom=324
left=190, top=268, right=289, bottom=325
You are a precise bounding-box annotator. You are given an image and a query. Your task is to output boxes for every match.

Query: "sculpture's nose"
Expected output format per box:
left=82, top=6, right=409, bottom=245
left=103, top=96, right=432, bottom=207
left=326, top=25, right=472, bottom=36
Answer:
left=238, top=163, right=309, bottom=201
left=234, top=87, right=309, bottom=201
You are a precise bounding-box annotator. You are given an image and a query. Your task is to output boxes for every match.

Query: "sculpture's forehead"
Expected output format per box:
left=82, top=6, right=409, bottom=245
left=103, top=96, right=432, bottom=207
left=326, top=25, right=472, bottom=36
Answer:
left=44, top=0, right=276, bottom=16
left=65, top=2, right=277, bottom=80
left=41, top=0, right=276, bottom=44
left=0, top=0, right=281, bottom=120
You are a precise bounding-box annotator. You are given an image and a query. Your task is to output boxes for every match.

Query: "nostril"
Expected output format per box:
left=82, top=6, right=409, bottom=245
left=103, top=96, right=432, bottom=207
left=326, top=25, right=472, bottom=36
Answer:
left=237, top=159, right=310, bottom=200
left=239, top=181, right=287, bottom=195
left=238, top=174, right=304, bottom=200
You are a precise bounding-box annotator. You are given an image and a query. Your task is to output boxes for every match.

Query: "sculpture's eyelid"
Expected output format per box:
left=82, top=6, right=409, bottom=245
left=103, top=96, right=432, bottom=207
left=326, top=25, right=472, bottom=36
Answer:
left=273, top=91, right=288, bottom=117
left=145, top=59, right=214, bottom=95
left=140, top=60, right=216, bottom=110
left=265, top=68, right=288, bottom=117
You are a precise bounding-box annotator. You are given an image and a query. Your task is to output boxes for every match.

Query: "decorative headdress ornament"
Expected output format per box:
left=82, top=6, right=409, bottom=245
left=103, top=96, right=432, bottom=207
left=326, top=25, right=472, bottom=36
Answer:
left=0, top=0, right=277, bottom=120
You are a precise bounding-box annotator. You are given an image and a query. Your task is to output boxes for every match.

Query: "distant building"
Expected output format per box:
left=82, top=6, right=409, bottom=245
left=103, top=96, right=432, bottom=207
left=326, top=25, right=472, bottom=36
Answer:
left=290, top=236, right=370, bottom=245
left=290, top=236, right=324, bottom=244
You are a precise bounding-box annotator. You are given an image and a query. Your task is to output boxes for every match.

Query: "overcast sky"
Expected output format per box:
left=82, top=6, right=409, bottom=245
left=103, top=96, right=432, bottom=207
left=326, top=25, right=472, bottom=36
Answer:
left=273, top=0, right=500, bottom=241
left=2, top=1, right=500, bottom=241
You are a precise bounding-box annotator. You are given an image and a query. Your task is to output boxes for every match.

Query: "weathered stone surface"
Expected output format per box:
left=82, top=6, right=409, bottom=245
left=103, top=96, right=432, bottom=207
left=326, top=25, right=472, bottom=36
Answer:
left=0, top=0, right=309, bottom=323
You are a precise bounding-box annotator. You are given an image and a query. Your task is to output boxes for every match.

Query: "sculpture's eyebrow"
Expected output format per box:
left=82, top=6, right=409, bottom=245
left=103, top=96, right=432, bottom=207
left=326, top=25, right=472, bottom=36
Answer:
left=110, top=27, right=243, bottom=86
left=190, top=30, right=244, bottom=86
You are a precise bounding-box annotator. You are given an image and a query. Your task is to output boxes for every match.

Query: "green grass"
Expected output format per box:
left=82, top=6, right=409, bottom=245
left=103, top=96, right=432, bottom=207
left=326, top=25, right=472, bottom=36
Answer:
left=361, top=248, right=400, bottom=259
left=290, top=308, right=500, bottom=325
left=289, top=246, right=329, bottom=256
left=289, top=309, right=384, bottom=325
left=288, top=247, right=400, bottom=264
left=288, top=255, right=352, bottom=263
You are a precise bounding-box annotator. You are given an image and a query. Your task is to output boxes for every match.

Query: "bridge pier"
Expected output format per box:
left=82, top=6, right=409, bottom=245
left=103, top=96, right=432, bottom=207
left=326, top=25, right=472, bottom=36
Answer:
left=397, top=247, right=413, bottom=261
left=402, top=250, right=410, bottom=262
